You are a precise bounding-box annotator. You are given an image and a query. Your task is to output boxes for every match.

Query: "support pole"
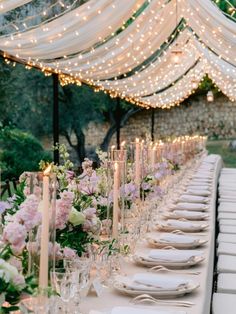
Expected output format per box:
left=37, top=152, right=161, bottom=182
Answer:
left=151, top=108, right=155, bottom=142
left=53, top=73, right=59, bottom=165
left=116, top=98, right=121, bottom=149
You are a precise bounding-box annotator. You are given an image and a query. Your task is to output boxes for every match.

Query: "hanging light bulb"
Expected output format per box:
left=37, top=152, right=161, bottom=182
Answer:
left=171, top=44, right=183, bottom=65
left=171, top=0, right=182, bottom=65
left=191, top=79, right=199, bottom=89
left=207, top=91, right=214, bottom=102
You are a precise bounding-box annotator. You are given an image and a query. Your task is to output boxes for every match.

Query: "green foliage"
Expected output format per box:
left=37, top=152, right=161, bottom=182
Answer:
left=0, top=126, right=52, bottom=180
left=207, top=140, right=236, bottom=168
left=56, top=224, right=92, bottom=256
left=215, top=0, right=236, bottom=19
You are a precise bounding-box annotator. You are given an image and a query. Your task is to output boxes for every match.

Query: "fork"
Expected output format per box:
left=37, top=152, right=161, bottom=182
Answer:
left=148, top=265, right=201, bottom=275
left=130, top=294, right=194, bottom=307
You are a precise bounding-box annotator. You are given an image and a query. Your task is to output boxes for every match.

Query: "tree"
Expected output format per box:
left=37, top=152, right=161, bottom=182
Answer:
left=0, top=126, right=52, bottom=180
left=100, top=97, right=143, bottom=151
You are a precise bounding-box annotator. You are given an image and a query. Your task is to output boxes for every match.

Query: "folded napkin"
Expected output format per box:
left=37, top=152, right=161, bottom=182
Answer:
left=159, top=233, right=200, bottom=244
left=111, top=307, right=187, bottom=314
left=185, top=189, right=211, bottom=197
left=132, top=273, right=189, bottom=291
left=192, top=175, right=212, bottom=181
left=190, top=181, right=211, bottom=187
left=163, top=219, right=206, bottom=230
left=174, top=202, right=207, bottom=211
left=178, top=194, right=208, bottom=204
left=187, top=185, right=211, bottom=192
left=148, top=249, right=203, bottom=263
left=194, top=171, right=212, bottom=177
left=173, top=210, right=208, bottom=219
left=192, top=177, right=212, bottom=184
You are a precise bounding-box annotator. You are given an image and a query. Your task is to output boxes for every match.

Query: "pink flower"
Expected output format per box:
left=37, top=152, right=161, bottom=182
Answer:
left=55, top=191, right=74, bottom=230
left=60, top=190, right=74, bottom=203
left=63, top=247, right=77, bottom=260
left=3, top=222, right=27, bottom=254
left=12, top=274, right=26, bottom=289
left=83, top=207, right=96, bottom=220
left=15, top=195, right=41, bottom=231
left=78, top=171, right=99, bottom=195
left=8, top=257, right=23, bottom=272
left=82, top=219, right=92, bottom=232
left=81, top=158, right=93, bottom=176
left=48, top=242, right=63, bottom=260
left=66, top=170, right=75, bottom=181
left=82, top=217, right=101, bottom=234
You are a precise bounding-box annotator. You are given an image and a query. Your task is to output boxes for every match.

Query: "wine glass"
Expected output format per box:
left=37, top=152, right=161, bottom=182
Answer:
left=50, top=268, right=79, bottom=314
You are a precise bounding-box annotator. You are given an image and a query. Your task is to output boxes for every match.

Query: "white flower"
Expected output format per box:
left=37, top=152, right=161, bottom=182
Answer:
left=68, top=207, right=86, bottom=226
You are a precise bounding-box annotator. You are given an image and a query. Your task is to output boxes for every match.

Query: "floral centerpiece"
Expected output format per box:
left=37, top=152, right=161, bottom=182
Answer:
left=0, top=143, right=181, bottom=312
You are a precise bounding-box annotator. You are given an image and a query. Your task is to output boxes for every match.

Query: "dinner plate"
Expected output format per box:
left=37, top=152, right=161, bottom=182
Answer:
left=133, top=252, right=204, bottom=268
left=162, top=210, right=209, bottom=221
left=113, top=275, right=199, bottom=297
left=156, top=219, right=209, bottom=232
left=147, top=233, right=208, bottom=249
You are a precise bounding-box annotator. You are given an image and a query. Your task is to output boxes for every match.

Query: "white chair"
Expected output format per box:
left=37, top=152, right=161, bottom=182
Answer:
left=218, top=233, right=236, bottom=244
left=217, top=242, right=236, bottom=256
left=220, top=219, right=236, bottom=226
left=219, top=225, right=236, bottom=234
left=218, top=203, right=236, bottom=213
left=212, top=293, right=236, bottom=314
left=218, top=273, right=236, bottom=294
left=217, top=255, right=236, bottom=273
left=218, top=212, right=236, bottom=220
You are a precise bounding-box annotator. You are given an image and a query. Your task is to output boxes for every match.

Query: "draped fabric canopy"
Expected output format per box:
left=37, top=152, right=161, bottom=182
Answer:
left=0, top=0, right=235, bottom=108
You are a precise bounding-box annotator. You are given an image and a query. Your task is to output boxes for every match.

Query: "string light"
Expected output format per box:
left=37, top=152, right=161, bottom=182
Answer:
left=207, top=90, right=214, bottom=102
left=191, top=78, right=199, bottom=89
left=0, top=0, right=235, bottom=110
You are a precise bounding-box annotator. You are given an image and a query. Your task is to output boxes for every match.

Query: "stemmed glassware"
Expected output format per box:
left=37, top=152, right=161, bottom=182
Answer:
left=50, top=267, right=79, bottom=314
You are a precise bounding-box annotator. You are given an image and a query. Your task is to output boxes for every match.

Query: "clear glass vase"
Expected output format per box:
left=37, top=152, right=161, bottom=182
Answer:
left=25, top=170, right=57, bottom=293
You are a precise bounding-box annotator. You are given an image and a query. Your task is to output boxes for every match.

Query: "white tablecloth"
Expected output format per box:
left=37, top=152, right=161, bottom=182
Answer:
left=81, top=155, right=222, bottom=314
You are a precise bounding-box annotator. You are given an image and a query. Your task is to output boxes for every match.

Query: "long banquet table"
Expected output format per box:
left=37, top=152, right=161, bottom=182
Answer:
left=81, top=154, right=223, bottom=314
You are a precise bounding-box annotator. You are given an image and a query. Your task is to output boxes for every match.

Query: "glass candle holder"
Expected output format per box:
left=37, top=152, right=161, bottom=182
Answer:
left=106, top=160, right=126, bottom=239
left=25, top=170, right=57, bottom=292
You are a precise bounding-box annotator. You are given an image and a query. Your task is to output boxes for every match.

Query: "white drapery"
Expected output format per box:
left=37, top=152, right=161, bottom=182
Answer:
left=182, top=0, right=236, bottom=66
left=0, top=0, right=235, bottom=108
left=0, top=0, right=145, bottom=59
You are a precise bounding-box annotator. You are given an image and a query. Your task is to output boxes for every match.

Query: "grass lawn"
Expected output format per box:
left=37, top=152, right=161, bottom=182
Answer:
left=207, top=140, right=236, bottom=168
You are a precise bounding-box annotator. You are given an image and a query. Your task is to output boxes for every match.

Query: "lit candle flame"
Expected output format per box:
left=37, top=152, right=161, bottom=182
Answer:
left=44, top=164, right=52, bottom=176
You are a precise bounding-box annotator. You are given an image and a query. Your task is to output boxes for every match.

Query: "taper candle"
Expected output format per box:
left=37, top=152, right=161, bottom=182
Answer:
left=135, top=138, right=141, bottom=187
left=151, top=146, right=156, bottom=168
left=39, top=165, right=51, bottom=290
left=112, top=162, right=119, bottom=239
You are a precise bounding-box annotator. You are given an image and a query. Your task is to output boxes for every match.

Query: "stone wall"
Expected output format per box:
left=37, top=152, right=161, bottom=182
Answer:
left=85, top=95, right=236, bottom=150
left=42, top=95, right=236, bottom=160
